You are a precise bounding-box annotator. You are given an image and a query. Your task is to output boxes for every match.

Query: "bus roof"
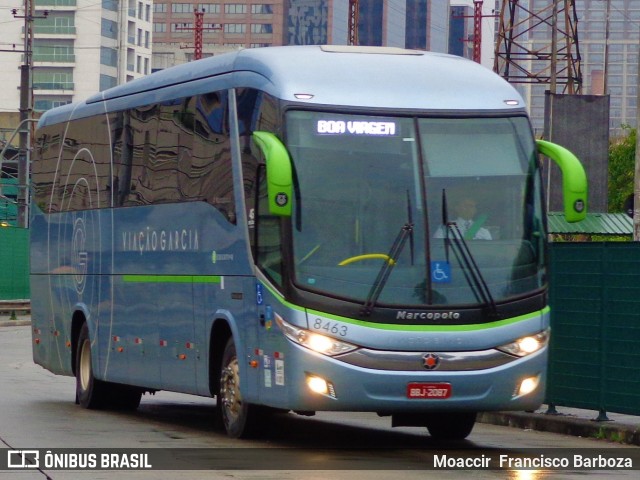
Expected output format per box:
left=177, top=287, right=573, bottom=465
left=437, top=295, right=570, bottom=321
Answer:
left=38, top=45, right=526, bottom=127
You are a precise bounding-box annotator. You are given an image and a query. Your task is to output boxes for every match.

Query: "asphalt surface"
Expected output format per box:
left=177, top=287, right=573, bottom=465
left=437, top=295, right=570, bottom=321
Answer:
left=2, top=313, right=638, bottom=446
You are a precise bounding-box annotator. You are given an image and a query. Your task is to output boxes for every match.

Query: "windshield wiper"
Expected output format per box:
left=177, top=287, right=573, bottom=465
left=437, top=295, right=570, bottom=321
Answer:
left=442, top=189, right=498, bottom=318
left=406, top=190, right=415, bottom=266
left=360, top=222, right=414, bottom=317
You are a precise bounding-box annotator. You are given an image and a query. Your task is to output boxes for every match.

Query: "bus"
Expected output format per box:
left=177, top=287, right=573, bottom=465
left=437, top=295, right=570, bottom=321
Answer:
left=30, top=45, right=587, bottom=440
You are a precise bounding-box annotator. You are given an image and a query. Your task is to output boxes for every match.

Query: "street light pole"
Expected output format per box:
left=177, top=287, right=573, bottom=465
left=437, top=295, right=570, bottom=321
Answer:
left=12, top=0, right=47, bottom=228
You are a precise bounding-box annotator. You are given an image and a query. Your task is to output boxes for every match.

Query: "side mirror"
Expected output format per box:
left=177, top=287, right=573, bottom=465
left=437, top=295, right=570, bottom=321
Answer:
left=252, top=131, right=293, bottom=217
left=536, top=139, right=587, bottom=223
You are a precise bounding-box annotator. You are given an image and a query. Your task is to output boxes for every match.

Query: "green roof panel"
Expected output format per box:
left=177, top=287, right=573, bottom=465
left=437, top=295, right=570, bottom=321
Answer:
left=547, top=212, right=633, bottom=235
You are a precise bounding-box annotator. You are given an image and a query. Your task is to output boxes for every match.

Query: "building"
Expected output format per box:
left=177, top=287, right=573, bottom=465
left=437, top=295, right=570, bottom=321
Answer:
left=576, top=0, right=638, bottom=134
left=449, top=1, right=496, bottom=70
left=152, top=1, right=459, bottom=69
left=151, top=1, right=286, bottom=66
left=151, top=0, right=345, bottom=65
left=0, top=0, right=153, bottom=114
left=0, top=1, right=495, bottom=113
left=517, top=0, right=639, bottom=136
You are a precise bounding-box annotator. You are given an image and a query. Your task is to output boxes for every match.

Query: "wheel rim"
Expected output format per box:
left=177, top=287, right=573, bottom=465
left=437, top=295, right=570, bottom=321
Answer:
left=220, top=357, right=242, bottom=424
left=79, top=339, right=91, bottom=391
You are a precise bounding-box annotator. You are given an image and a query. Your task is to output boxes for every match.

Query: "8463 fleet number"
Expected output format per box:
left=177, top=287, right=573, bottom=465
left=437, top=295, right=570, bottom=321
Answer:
left=312, top=318, right=348, bottom=337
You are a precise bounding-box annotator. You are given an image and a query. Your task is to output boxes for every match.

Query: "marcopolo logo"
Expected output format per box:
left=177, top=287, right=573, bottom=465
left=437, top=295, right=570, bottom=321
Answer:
left=396, top=310, right=461, bottom=321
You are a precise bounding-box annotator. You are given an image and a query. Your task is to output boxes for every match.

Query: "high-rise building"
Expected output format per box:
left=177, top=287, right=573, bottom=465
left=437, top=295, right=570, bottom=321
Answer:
left=151, top=1, right=286, bottom=68
left=576, top=0, right=638, bottom=134
left=152, top=1, right=455, bottom=69
left=516, top=0, right=639, bottom=136
left=0, top=1, right=484, bottom=115
left=0, top=0, right=152, bottom=113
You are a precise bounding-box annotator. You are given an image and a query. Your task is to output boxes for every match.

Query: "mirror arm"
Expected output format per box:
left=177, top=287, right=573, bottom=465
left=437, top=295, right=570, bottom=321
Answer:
left=252, top=131, right=293, bottom=217
left=536, top=139, right=587, bottom=223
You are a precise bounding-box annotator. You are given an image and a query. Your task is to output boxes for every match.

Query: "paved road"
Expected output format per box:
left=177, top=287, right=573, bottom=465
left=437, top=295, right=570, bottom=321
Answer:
left=0, top=325, right=637, bottom=480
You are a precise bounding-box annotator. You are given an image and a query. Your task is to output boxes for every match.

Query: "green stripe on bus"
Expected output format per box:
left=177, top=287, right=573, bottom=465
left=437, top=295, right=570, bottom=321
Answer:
left=259, top=279, right=550, bottom=332
left=304, top=305, right=551, bottom=332
left=122, top=275, right=222, bottom=284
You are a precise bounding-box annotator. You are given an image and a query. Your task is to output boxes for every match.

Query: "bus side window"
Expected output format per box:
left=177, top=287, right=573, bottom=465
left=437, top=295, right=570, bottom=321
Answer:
left=255, top=165, right=283, bottom=285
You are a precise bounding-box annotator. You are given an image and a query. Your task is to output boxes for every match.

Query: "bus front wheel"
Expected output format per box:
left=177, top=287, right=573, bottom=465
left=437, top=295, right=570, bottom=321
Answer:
left=217, top=337, right=262, bottom=438
left=425, top=412, right=476, bottom=440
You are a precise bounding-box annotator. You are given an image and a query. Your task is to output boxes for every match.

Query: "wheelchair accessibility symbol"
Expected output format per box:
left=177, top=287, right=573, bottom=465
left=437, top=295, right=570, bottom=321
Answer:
left=431, top=261, right=451, bottom=284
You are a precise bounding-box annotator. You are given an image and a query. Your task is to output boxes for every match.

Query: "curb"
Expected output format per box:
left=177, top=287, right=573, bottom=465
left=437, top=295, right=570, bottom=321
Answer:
left=478, top=411, right=640, bottom=446
left=0, top=319, right=31, bottom=327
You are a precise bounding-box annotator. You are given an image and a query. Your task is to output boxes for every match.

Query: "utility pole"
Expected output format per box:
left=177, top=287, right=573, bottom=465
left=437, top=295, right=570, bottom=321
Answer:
left=603, top=0, right=611, bottom=95
left=634, top=29, right=640, bottom=240
left=455, top=1, right=496, bottom=64
left=550, top=0, right=558, bottom=94
left=176, top=9, right=221, bottom=61
left=472, top=0, right=483, bottom=64
left=348, top=0, right=359, bottom=46
left=12, top=1, right=47, bottom=228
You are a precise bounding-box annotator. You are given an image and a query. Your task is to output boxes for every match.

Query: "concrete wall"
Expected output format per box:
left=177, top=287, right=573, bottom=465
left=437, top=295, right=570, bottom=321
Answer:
left=543, top=92, right=610, bottom=213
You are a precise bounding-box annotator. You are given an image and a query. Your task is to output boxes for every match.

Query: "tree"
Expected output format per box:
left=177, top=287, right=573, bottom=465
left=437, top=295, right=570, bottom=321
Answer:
left=608, top=125, right=636, bottom=212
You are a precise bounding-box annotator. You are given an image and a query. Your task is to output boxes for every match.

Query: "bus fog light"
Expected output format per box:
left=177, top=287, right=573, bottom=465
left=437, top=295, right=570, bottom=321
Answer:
left=517, top=375, right=540, bottom=396
left=307, top=376, right=328, bottom=394
left=306, top=374, right=337, bottom=398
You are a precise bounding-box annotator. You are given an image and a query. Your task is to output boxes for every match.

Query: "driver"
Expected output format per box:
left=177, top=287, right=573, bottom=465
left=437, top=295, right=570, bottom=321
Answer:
left=434, top=196, right=492, bottom=240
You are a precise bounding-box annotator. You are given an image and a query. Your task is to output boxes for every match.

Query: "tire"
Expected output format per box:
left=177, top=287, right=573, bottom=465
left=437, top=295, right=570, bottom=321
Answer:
left=75, top=323, right=142, bottom=411
left=217, top=337, right=262, bottom=438
left=425, top=412, right=477, bottom=440
left=75, top=323, right=108, bottom=409
left=110, top=384, right=142, bottom=411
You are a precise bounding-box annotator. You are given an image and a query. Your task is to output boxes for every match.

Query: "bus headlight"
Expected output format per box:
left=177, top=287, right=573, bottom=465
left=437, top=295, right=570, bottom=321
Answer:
left=497, top=329, right=550, bottom=357
left=275, top=314, right=358, bottom=356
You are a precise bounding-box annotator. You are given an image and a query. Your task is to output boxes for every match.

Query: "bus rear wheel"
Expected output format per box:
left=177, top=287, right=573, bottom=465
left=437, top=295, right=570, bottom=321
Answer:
left=217, top=337, right=262, bottom=438
left=425, top=412, right=476, bottom=440
left=76, top=323, right=108, bottom=409
left=75, top=323, right=141, bottom=410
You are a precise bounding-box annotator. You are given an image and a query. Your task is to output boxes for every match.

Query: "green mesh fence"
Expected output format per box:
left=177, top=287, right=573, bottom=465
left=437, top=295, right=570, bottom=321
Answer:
left=0, top=226, right=29, bottom=300
left=547, top=242, right=640, bottom=416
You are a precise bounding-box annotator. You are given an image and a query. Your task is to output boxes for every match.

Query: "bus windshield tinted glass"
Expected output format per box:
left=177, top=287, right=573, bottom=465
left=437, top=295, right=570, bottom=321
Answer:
left=286, top=111, right=544, bottom=308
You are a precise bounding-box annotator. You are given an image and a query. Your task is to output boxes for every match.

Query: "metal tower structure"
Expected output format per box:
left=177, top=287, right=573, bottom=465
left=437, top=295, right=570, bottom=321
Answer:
left=175, top=9, right=221, bottom=61
left=494, top=0, right=582, bottom=94
left=472, top=0, right=483, bottom=63
left=194, top=9, right=204, bottom=60
left=348, top=0, right=359, bottom=46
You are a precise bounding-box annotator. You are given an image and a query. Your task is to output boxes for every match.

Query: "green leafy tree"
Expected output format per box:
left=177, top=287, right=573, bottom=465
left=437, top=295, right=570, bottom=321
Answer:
left=608, top=125, right=636, bottom=212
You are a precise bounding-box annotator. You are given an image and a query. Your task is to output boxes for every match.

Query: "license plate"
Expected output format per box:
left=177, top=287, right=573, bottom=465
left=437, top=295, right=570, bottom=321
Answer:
left=407, top=382, right=452, bottom=399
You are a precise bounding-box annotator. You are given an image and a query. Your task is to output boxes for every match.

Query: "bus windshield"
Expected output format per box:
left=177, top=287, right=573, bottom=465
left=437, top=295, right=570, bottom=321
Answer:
left=286, top=111, right=544, bottom=308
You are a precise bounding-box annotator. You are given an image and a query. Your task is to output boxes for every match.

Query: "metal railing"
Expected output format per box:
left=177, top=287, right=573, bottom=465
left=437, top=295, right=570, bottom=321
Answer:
left=31, top=53, right=75, bottom=62
left=35, top=0, right=77, bottom=6
left=32, top=81, right=74, bottom=90
left=29, top=25, right=76, bottom=35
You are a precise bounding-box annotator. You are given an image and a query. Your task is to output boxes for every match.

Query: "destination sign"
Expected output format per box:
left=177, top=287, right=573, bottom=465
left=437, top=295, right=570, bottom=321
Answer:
left=316, top=120, right=397, bottom=136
